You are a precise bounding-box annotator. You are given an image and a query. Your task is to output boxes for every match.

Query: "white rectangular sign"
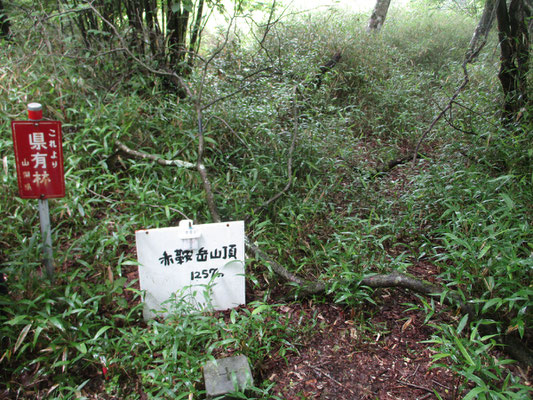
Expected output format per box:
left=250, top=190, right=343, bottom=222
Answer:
left=135, top=220, right=245, bottom=320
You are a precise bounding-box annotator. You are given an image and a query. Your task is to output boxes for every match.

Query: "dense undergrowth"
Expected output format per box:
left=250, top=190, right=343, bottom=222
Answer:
left=1, top=3, right=532, bottom=399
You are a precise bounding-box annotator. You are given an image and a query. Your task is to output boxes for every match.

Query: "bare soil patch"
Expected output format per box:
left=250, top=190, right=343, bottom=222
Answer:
left=262, top=290, right=459, bottom=400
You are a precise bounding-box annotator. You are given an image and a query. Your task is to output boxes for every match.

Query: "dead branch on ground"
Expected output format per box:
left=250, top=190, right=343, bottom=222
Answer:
left=252, top=246, right=533, bottom=366
left=114, top=140, right=533, bottom=367
left=374, top=154, right=419, bottom=175
left=116, top=140, right=195, bottom=168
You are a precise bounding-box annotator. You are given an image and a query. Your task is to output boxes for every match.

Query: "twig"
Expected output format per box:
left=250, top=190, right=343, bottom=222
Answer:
left=85, top=1, right=193, bottom=98
left=89, top=47, right=129, bottom=58
left=409, top=364, right=421, bottom=378
left=306, top=362, right=357, bottom=396
left=253, top=86, right=299, bottom=213
left=248, top=0, right=290, bottom=64
left=204, top=115, right=254, bottom=157
left=412, top=72, right=469, bottom=165
left=197, top=12, right=236, bottom=108
left=412, top=1, right=495, bottom=165
left=431, top=98, right=479, bottom=136
left=432, top=379, right=450, bottom=390
left=116, top=140, right=194, bottom=169
left=79, top=184, right=113, bottom=203
left=258, top=0, right=278, bottom=49
left=43, top=5, right=91, bottom=21
left=309, top=365, right=343, bottom=387
left=201, top=68, right=271, bottom=110
left=441, top=109, right=476, bottom=135
left=451, top=100, right=500, bottom=128
left=397, top=379, right=434, bottom=393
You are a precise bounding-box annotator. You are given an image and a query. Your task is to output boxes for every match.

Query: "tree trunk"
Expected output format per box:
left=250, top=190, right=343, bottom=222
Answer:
left=124, top=0, right=145, bottom=54
left=167, top=0, right=190, bottom=70
left=466, top=0, right=498, bottom=62
left=144, top=0, right=161, bottom=57
left=0, top=0, right=11, bottom=39
left=496, top=0, right=530, bottom=123
left=367, top=0, right=392, bottom=32
left=522, top=0, right=533, bottom=35
left=187, top=0, right=205, bottom=71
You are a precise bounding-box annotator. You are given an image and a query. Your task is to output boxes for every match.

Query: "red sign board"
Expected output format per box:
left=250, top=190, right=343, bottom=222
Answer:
left=11, top=121, right=65, bottom=199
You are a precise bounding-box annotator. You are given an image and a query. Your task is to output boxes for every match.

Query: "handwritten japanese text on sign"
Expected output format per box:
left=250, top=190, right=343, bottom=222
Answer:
left=11, top=121, right=65, bottom=199
left=135, top=221, right=245, bottom=320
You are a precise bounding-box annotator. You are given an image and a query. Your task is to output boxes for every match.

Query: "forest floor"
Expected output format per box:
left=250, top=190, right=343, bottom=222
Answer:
left=246, top=262, right=461, bottom=400
left=260, top=273, right=459, bottom=400
left=116, top=149, right=533, bottom=400
left=121, top=260, right=531, bottom=400
left=248, top=264, right=530, bottom=400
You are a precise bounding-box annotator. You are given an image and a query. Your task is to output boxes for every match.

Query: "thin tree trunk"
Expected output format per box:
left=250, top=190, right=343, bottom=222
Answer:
left=75, top=11, right=91, bottom=48
left=187, top=0, right=205, bottom=70
left=124, top=0, right=144, bottom=54
left=167, top=0, right=189, bottom=69
left=0, top=0, right=10, bottom=39
left=496, top=0, right=530, bottom=122
left=144, top=0, right=157, bottom=56
left=466, top=0, right=498, bottom=61
left=367, top=0, right=392, bottom=32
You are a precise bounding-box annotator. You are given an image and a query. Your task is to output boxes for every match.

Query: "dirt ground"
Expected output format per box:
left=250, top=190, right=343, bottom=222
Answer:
left=124, top=261, right=531, bottom=400
left=262, top=294, right=459, bottom=399
left=253, top=263, right=532, bottom=399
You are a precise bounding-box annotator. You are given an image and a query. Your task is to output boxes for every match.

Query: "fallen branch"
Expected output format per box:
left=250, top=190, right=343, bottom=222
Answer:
left=248, top=245, right=533, bottom=366
left=306, top=361, right=357, bottom=396
left=245, top=239, right=326, bottom=295
left=116, top=140, right=195, bottom=169
left=362, top=271, right=476, bottom=319
left=114, top=131, right=220, bottom=222
left=397, top=379, right=435, bottom=394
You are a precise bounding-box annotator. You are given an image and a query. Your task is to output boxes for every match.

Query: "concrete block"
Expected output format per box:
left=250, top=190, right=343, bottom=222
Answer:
left=203, top=355, right=254, bottom=399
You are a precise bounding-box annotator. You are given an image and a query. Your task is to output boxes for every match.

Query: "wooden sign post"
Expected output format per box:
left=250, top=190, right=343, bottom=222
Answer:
left=11, top=103, right=65, bottom=279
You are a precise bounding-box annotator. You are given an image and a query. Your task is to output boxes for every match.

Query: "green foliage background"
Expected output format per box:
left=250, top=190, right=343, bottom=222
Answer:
left=0, top=1, right=531, bottom=399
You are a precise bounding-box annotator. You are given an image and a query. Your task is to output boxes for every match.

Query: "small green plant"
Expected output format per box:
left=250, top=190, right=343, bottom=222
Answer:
left=426, top=319, right=532, bottom=399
